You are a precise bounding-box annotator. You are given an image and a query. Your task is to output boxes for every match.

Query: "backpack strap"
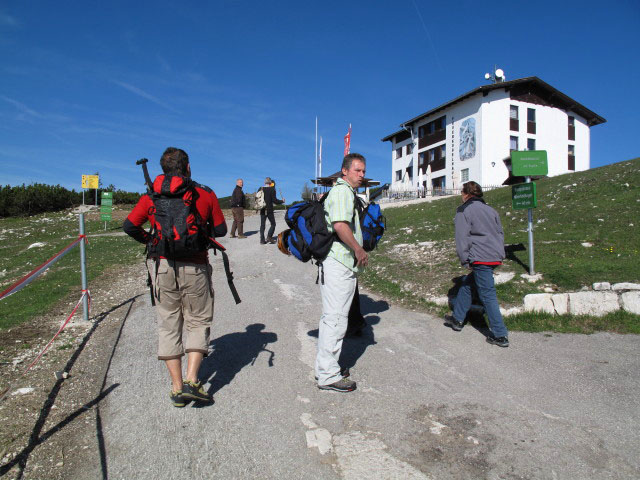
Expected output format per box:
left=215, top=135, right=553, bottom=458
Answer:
left=208, top=237, right=242, bottom=305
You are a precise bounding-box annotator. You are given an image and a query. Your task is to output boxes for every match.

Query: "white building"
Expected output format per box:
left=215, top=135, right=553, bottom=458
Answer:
left=382, top=77, right=606, bottom=192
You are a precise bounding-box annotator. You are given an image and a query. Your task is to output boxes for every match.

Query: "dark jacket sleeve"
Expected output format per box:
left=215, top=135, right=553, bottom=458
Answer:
left=123, top=218, right=149, bottom=244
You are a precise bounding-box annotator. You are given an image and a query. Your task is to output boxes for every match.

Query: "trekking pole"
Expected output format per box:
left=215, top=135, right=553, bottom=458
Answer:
left=78, top=213, right=89, bottom=321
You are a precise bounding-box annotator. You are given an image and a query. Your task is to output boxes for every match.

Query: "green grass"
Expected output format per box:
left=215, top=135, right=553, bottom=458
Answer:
left=0, top=206, right=145, bottom=330
left=361, top=158, right=640, bottom=332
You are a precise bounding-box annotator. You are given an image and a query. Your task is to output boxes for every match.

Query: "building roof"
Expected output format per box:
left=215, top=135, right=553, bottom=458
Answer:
left=381, top=76, right=606, bottom=142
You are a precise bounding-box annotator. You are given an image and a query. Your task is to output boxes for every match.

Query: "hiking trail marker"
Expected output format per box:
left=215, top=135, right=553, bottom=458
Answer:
left=82, top=174, right=100, bottom=206
left=101, top=191, right=113, bottom=230
left=510, top=150, right=547, bottom=275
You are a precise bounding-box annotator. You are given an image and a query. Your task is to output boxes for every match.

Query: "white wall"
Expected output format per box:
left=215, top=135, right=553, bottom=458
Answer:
left=388, top=84, right=595, bottom=189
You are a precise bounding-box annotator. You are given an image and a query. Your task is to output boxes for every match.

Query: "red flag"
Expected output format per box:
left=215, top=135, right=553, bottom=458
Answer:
left=343, top=124, right=351, bottom=156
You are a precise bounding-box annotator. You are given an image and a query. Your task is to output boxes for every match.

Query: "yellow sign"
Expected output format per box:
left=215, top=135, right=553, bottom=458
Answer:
left=82, top=175, right=99, bottom=189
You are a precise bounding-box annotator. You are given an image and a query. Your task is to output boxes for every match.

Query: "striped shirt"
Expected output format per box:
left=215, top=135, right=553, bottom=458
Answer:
left=324, top=178, right=363, bottom=273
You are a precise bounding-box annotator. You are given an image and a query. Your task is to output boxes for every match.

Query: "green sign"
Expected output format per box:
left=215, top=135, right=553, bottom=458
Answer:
left=100, top=192, right=113, bottom=222
left=511, top=150, right=548, bottom=177
left=512, top=182, right=537, bottom=209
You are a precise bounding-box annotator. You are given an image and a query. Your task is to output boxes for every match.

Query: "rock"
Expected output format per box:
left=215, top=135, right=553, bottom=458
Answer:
left=432, top=296, right=449, bottom=306
left=524, top=294, right=554, bottom=314
left=500, top=306, right=522, bottom=317
left=581, top=242, right=593, bottom=247
left=551, top=294, right=569, bottom=315
left=494, top=271, right=515, bottom=284
left=11, top=387, right=34, bottom=396
left=620, top=292, right=640, bottom=315
left=612, top=283, right=640, bottom=291
left=568, top=292, right=619, bottom=317
left=543, top=287, right=555, bottom=293
left=592, top=282, right=611, bottom=291
left=521, top=273, right=543, bottom=283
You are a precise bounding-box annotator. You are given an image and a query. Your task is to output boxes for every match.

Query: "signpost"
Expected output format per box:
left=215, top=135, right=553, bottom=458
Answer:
left=82, top=174, right=100, bottom=206
left=511, top=150, right=548, bottom=275
left=100, top=191, right=113, bottom=230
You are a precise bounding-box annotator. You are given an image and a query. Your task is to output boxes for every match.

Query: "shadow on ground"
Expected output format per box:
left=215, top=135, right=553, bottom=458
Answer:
left=198, top=323, right=277, bottom=398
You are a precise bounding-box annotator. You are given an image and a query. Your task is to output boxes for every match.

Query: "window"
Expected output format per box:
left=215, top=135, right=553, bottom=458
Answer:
left=568, top=115, right=575, bottom=141
left=418, top=116, right=446, bottom=148
left=418, top=152, right=427, bottom=173
left=429, top=149, right=435, bottom=162
left=510, top=136, right=519, bottom=151
left=395, top=170, right=402, bottom=181
left=440, top=144, right=446, bottom=160
left=395, top=147, right=402, bottom=159
left=527, top=108, right=536, bottom=134
left=527, top=138, right=536, bottom=151
left=510, top=105, right=519, bottom=131
left=568, top=145, right=575, bottom=171
left=406, top=143, right=413, bottom=155
left=461, top=168, right=469, bottom=183
left=405, top=166, right=413, bottom=181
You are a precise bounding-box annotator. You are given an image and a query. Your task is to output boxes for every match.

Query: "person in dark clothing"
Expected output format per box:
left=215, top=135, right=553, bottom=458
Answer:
left=345, top=282, right=366, bottom=337
left=230, top=178, right=246, bottom=239
left=445, top=181, right=509, bottom=347
left=259, top=177, right=285, bottom=244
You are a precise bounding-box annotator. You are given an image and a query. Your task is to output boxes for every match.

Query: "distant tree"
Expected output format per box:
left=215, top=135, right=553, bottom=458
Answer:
left=301, top=182, right=313, bottom=201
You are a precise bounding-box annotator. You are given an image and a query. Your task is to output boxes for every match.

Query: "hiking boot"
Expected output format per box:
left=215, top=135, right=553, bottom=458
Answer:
left=444, top=315, right=464, bottom=331
left=170, top=390, right=188, bottom=408
left=315, top=368, right=350, bottom=381
left=182, top=380, right=214, bottom=403
left=238, top=234, right=247, bottom=239
left=486, top=336, right=509, bottom=348
left=318, top=377, right=356, bottom=392
left=260, top=239, right=267, bottom=245
left=230, top=234, right=237, bottom=238
left=267, top=237, right=277, bottom=244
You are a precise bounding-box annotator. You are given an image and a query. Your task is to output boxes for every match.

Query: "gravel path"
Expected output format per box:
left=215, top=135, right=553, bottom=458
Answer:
left=74, top=212, right=640, bottom=479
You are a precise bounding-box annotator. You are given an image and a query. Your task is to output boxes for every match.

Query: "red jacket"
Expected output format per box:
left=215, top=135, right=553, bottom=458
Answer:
left=124, top=175, right=227, bottom=264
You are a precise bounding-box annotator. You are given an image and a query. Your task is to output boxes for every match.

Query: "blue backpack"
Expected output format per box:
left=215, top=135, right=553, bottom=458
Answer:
left=283, top=197, right=333, bottom=263
left=357, top=200, right=386, bottom=252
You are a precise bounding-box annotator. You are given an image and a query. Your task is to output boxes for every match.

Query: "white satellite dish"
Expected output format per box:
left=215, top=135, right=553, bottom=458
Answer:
left=484, top=73, right=491, bottom=80
left=495, top=68, right=504, bottom=79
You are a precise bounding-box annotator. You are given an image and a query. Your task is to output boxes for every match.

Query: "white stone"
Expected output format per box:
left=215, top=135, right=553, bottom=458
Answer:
left=568, top=292, right=619, bottom=317
left=521, top=273, right=543, bottom=283
left=431, top=296, right=449, bottom=306
left=620, top=292, right=640, bottom=315
left=592, top=282, right=611, bottom=291
left=12, top=387, right=34, bottom=396
left=501, top=306, right=522, bottom=317
left=524, top=294, right=554, bottom=314
left=494, top=271, right=515, bottom=284
left=543, top=287, right=555, bottom=293
left=612, top=283, right=640, bottom=291
left=581, top=242, right=593, bottom=247
left=551, top=294, right=569, bottom=315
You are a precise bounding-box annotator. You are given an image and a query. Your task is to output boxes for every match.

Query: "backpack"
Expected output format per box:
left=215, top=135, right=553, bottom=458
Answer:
left=147, top=175, right=209, bottom=259
left=283, top=197, right=333, bottom=262
left=254, top=188, right=266, bottom=210
left=356, top=199, right=386, bottom=252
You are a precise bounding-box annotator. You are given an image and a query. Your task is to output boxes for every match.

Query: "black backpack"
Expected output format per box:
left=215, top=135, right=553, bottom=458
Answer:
left=147, top=175, right=209, bottom=259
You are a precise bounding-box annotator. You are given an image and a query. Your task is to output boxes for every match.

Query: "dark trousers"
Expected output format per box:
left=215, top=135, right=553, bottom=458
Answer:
left=230, top=207, right=244, bottom=236
left=260, top=210, right=276, bottom=241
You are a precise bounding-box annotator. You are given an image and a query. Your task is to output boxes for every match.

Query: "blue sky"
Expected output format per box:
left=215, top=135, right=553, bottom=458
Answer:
left=1, top=1, right=638, bottom=202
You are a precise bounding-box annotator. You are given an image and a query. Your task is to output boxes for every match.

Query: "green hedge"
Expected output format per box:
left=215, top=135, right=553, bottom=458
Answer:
left=0, top=184, right=141, bottom=217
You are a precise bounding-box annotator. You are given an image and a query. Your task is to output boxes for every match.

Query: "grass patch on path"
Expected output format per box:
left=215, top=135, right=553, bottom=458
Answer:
left=361, top=158, right=640, bottom=333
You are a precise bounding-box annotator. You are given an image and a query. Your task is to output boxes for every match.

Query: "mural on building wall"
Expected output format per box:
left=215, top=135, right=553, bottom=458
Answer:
left=459, top=118, right=476, bottom=160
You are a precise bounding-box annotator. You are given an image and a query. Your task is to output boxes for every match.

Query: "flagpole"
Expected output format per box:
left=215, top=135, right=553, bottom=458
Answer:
left=315, top=117, right=318, bottom=193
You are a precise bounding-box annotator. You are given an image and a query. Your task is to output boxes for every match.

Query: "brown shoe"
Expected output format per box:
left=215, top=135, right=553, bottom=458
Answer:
left=238, top=235, right=247, bottom=239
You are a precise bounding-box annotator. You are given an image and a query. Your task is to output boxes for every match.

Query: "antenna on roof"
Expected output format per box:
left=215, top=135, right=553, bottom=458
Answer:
left=484, top=66, right=506, bottom=84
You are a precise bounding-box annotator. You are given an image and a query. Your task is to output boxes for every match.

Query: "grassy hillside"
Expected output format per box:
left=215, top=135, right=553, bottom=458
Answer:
left=361, top=158, right=640, bottom=332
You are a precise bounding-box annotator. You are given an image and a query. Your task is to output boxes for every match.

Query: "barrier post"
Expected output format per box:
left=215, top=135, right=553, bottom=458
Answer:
left=79, top=213, right=89, bottom=321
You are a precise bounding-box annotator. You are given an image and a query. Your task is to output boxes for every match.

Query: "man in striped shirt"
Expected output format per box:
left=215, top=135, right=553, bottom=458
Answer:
left=316, top=153, right=369, bottom=392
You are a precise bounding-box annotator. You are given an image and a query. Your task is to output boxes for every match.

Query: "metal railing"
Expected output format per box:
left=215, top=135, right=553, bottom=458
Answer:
left=379, top=185, right=504, bottom=203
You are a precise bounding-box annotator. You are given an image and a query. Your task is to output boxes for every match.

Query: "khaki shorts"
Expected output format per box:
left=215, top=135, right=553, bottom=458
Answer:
left=147, top=258, right=214, bottom=360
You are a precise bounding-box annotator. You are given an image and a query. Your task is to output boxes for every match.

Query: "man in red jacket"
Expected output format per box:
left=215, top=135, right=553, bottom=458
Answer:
left=123, top=147, right=227, bottom=407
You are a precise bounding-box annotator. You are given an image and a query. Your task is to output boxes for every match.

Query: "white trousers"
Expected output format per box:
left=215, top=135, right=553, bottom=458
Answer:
left=316, top=256, right=357, bottom=386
